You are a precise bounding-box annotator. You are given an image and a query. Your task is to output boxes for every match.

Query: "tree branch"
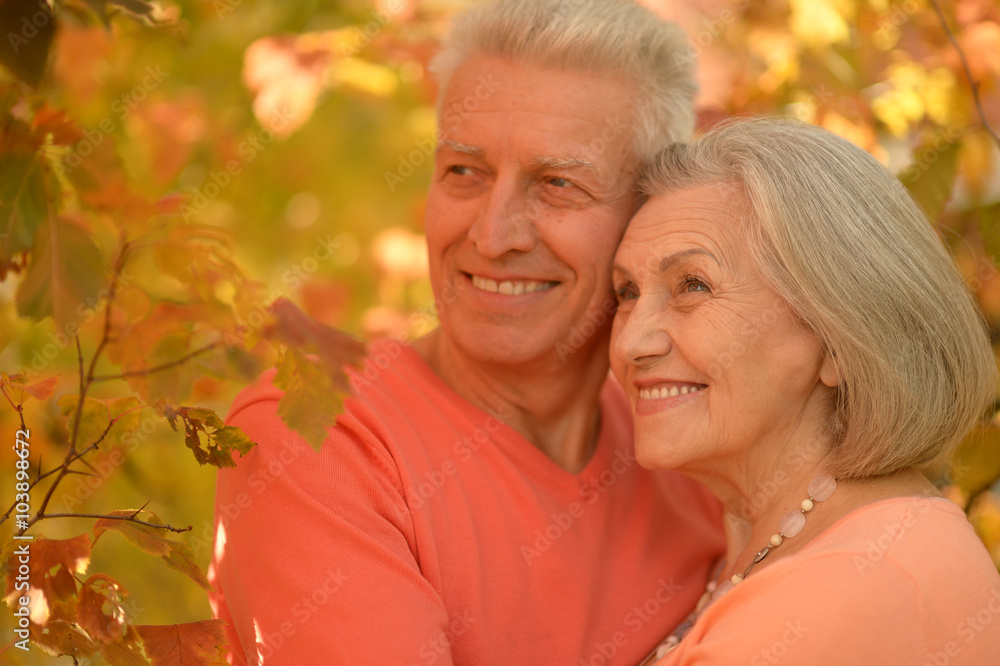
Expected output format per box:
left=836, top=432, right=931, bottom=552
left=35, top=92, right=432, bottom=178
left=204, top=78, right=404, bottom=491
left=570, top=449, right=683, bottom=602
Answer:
left=928, top=0, right=1000, bottom=149
left=91, top=341, right=221, bottom=382
left=36, top=512, right=192, bottom=533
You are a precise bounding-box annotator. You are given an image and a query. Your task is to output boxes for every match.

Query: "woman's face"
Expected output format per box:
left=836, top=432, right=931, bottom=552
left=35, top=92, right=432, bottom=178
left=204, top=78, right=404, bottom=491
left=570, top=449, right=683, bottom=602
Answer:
left=609, top=184, right=838, bottom=474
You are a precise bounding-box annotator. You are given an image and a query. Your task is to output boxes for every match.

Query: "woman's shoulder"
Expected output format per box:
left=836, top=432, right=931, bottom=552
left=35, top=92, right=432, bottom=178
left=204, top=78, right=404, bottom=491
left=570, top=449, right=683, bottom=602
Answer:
left=664, top=497, right=1000, bottom=665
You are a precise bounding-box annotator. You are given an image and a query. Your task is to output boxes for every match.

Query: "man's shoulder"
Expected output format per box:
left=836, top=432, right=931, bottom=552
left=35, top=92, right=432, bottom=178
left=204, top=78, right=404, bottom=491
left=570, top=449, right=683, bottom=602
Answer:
left=228, top=338, right=438, bottom=419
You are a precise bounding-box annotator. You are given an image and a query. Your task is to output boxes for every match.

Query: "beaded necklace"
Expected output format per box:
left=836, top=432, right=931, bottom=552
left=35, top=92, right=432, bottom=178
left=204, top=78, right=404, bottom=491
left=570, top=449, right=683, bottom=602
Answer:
left=638, top=474, right=838, bottom=665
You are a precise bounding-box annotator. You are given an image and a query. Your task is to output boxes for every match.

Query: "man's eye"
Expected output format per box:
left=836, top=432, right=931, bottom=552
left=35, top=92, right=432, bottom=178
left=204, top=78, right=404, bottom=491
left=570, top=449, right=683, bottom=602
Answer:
left=548, top=177, right=571, bottom=188
left=613, top=284, right=637, bottom=302
left=447, top=165, right=472, bottom=176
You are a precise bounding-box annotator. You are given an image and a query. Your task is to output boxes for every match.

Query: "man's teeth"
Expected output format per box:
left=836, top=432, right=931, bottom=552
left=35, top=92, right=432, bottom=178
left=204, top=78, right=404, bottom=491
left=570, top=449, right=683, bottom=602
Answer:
left=639, top=385, right=706, bottom=400
left=471, top=275, right=554, bottom=295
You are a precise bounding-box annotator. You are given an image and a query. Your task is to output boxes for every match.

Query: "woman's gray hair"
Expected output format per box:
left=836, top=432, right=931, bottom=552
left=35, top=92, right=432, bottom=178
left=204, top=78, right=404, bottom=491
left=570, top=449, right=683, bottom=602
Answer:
left=430, top=0, right=698, bottom=161
left=640, top=117, right=997, bottom=479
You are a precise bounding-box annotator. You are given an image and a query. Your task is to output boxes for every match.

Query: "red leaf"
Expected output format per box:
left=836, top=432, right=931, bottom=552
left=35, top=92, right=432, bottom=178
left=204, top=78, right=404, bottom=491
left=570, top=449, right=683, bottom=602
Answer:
left=135, top=620, right=228, bottom=666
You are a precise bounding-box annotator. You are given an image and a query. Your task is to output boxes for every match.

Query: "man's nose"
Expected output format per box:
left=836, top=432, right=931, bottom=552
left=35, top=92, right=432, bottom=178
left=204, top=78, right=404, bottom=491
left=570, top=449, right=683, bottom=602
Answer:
left=612, top=299, right=672, bottom=369
left=467, top=173, right=538, bottom=258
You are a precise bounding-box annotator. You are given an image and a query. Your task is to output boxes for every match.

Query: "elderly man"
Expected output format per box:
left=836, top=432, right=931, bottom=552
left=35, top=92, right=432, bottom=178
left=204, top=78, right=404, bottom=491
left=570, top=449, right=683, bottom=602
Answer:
left=210, top=1, right=724, bottom=664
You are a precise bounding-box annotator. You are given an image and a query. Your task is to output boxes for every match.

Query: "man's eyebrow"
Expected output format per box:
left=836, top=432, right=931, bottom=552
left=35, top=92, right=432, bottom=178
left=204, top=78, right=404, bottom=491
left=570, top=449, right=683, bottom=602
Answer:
left=439, top=139, right=484, bottom=157
left=659, top=247, right=718, bottom=271
left=532, top=155, right=601, bottom=178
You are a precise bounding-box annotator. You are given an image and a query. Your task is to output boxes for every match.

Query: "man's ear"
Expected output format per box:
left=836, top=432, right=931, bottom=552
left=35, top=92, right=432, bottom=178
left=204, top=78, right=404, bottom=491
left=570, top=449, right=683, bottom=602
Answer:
left=820, top=350, right=840, bottom=388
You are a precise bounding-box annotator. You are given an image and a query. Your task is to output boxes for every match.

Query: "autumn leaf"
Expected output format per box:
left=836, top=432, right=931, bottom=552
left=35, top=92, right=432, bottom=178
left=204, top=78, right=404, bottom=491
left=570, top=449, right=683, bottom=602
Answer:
left=58, top=394, right=144, bottom=450
left=0, top=0, right=58, bottom=87
left=1, top=372, right=59, bottom=403
left=100, top=631, right=150, bottom=666
left=15, top=213, right=107, bottom=329
left=33, top=619, right=100, bottom=659
left=77, top=574, right=130, bottom=643
left=274, top=347, right=344, bottom=450
left=3, top=534, right=91, bottom=625
left=135, top=620, right=228, bottom=666
left=93, top=510, right=209, bottom=589
left=0, top=152, right=48, bottom=279
left=165, top=405, right=255, bottom=468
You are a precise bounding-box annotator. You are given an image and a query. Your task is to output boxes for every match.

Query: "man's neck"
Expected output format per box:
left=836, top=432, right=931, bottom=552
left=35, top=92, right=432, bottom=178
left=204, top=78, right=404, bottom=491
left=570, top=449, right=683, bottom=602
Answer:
left=412, top=329, right=611, bottom=473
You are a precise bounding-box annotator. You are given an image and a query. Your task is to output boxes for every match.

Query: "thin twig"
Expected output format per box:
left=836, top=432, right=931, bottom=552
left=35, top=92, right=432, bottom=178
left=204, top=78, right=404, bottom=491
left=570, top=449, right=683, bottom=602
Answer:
left=91, top=341, right=221, bottom=382
left=928, top=0, right=1000, bottom=148
left=37, top=512, right=192, bottom=533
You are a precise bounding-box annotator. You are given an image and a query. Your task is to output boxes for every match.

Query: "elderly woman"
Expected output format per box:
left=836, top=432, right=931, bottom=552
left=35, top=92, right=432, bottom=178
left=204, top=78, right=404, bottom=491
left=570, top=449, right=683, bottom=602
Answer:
left=610, top=117, right=1000, bottom=665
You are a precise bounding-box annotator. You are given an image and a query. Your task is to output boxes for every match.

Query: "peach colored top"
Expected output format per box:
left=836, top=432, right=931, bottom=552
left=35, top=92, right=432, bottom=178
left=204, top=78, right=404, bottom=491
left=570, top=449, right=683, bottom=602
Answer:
left=209, top=340, right=725, bottom=665
left=656, top=496, right=1000, bottom=665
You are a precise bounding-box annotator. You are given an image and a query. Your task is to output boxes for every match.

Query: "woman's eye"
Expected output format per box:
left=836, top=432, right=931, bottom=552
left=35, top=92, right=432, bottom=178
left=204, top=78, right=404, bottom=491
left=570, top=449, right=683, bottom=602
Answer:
left=681, top=277, right=710, bottom=293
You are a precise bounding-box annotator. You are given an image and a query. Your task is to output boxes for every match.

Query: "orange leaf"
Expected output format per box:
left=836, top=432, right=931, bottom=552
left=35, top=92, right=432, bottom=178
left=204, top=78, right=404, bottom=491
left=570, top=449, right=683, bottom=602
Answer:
left=77, top=574, right=129, bottom=644
left=135, top=620, right=228, bottom=666
left=19, top=374, right=60, bottom=401
left=3, top=535, right=91, bottom=624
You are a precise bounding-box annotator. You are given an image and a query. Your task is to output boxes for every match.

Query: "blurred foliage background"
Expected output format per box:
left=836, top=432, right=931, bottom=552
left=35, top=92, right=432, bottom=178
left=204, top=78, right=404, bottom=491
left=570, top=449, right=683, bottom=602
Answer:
left=1, top=0, right=999, bottom=663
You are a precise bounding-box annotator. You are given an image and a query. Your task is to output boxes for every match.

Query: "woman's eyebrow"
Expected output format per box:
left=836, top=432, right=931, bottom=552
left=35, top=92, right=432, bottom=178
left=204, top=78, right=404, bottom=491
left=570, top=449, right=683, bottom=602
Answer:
left=658, top=247, right=718, bottom=272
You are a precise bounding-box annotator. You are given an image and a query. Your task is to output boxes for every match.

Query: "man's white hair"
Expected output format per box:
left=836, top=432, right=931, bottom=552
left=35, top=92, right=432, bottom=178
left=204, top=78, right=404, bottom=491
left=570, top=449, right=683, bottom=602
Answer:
left=430, top=0, right=698, bottom=162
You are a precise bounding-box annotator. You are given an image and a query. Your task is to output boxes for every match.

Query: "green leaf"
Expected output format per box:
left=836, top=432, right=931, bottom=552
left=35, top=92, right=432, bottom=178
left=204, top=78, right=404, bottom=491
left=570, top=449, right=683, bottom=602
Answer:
left=0, top=0, right=58, bottom=87
left=93, top=511, right=209, bottom=590
left=166, top=406, right=256, bottom=468
left=15, top=214, right=106, bottom=329
left=0, top=153, right=48, bottom=279
left=898, top=136, right=960, bottom=222
left=58, top=395, right=144, bottom=450
left=274, top=347, right=342, bottom=451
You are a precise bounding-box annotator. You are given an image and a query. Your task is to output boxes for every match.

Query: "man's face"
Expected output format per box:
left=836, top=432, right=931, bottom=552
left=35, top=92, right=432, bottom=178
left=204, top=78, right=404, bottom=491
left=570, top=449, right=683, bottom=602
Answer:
left=425, top=54, right=641, bottom=367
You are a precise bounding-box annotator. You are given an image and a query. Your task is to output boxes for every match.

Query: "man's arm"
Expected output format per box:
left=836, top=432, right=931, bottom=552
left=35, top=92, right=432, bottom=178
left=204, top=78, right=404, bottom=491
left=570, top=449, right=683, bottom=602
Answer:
left=211, top=396, right=454, bottom=666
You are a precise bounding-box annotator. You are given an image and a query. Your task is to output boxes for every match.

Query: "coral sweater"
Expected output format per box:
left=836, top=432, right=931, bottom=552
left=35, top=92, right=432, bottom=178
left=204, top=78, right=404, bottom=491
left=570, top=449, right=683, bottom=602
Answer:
left=209, top=339, right=725, bottom=665
left=656, top=496, right=1000, bottom=665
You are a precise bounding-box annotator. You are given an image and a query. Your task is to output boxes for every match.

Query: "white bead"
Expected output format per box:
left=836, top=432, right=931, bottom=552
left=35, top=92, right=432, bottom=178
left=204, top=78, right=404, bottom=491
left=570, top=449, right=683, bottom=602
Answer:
left=779, top=509, right=807, bottom=537
left=801, top=498, right=814, bottom=512
left=808, top=474, right=837, bottom=501
left=770, top=534, right=783, bottom=547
